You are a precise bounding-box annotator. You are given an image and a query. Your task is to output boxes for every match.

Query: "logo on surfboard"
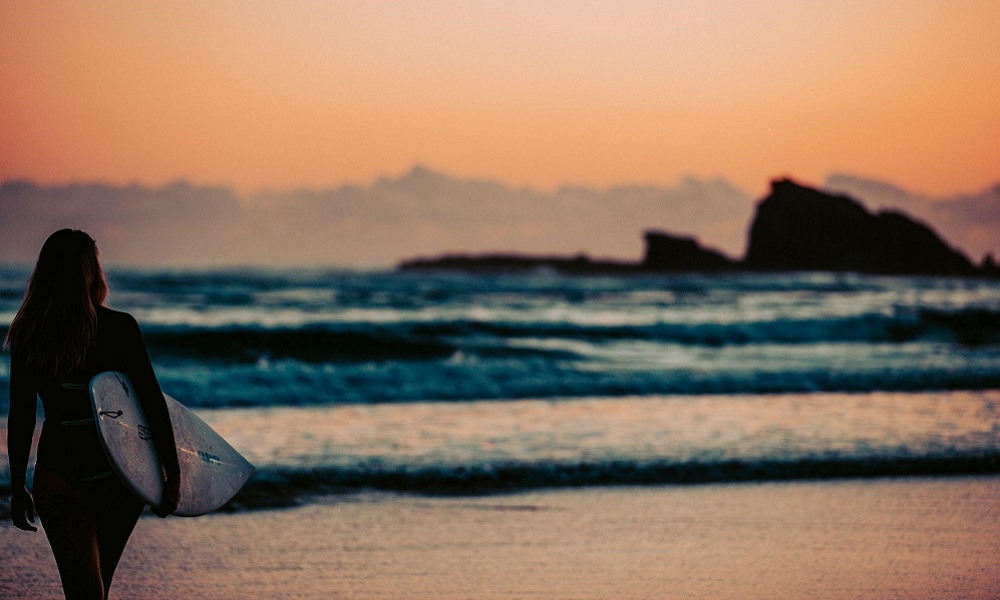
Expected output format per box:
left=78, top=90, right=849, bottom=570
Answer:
left=197, top=449, right=222, bottom=467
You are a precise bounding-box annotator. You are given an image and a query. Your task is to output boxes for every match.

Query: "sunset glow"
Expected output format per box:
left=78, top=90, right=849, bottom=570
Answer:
left=2, top=1, right=998, bottom=197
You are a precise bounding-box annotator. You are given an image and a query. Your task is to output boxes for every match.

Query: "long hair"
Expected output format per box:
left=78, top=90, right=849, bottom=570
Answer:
left=4, top=229, right=108, bottom=380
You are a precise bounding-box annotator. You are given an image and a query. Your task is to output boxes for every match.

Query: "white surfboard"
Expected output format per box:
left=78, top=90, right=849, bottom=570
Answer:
left=90, top=371, right=254, bottom=517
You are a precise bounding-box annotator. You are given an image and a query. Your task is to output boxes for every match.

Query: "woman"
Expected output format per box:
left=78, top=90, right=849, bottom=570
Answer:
left=6, top=229, right=180, bottom=599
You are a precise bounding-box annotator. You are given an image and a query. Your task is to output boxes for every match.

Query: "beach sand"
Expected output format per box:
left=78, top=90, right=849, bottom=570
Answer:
left=2, top=476, right=998, bottom=599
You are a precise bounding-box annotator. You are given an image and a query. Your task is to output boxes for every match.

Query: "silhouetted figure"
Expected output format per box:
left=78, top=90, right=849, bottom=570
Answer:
left=6, top=229, right=180, bottom=599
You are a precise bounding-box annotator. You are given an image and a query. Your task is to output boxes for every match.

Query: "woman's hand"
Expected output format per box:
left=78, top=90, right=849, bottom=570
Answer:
left=152, top=472, right=180, bottom=518
left=10, top=484, right=37, bottom=532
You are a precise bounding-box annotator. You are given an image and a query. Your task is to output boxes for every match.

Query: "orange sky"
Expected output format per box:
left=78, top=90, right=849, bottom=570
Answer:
left=1, top=0, right=998, bottom=198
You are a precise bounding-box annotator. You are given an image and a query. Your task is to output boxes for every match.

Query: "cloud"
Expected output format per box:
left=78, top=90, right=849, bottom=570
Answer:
left=6, top=168, right=990, bottom=268
left=0, top=180, right=246, bottom=265
left=1, top=167, right=755, bottom=267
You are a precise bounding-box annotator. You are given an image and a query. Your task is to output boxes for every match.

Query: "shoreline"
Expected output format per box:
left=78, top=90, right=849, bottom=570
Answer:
left=3, top=476, right=998, bottom=599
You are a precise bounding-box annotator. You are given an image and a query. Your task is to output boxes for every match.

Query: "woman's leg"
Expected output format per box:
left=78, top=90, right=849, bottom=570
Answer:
left=93, top=477, right=144, bottom=597
left=35, top=469, right=145, bottom=599
left=33, top=466, right=105, bottom=600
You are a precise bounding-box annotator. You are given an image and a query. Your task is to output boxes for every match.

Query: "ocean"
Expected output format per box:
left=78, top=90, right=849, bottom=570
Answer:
left=2, top=267, right=999, bottom=509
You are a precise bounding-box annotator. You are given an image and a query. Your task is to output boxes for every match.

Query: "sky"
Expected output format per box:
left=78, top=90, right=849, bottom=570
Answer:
left=2, top=0, right=999, bottom=200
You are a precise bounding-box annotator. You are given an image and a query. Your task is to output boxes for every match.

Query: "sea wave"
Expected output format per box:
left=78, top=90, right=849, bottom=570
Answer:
left=61, top=306, right=1000, bottom=365
left=1, top=271, right=998, bottom=407
left=143, top=451, right=1000, bottom=512
left=2, top=342, right=998, bottom=410
left=4, top=452, right=996, bottom=518
left=3, top=388, right=999, bottom=516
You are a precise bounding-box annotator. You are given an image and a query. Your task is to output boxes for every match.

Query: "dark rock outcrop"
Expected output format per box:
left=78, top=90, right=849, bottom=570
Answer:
left=399, top=232, right=737, bottom=274
left=980, top=254, right=999, bottom=276
left=642, top=231, right=737, bottom=271
left=744, top=179, right=976, bottom=275
left=398, top=178, right=986, bottom=277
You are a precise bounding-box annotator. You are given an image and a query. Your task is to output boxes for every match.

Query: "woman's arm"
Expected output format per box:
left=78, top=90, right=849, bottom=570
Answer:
left=7, top=348, right=38, bottom=531
left=121, top=314, right=181, bottom=514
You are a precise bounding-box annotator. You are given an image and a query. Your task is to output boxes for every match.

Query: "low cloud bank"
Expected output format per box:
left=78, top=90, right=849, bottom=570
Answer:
left=1, top=167, right=994, bottom=267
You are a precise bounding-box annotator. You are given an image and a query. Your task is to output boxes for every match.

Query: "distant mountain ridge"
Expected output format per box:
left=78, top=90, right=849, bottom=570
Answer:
left=400, top=179, right=993, bottom=277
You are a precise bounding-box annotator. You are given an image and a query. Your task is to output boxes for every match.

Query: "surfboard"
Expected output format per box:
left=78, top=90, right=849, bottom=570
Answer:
left=90, top=371, right=254, bottom=517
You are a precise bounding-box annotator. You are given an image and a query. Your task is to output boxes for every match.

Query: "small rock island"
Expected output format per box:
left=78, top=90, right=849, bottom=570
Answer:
left=744, top=179, right=976, bottom=275
left=398, top=178, right=994, bottom=277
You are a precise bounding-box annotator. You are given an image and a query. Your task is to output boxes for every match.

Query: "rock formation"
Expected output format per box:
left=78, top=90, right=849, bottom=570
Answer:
left=744, top=179, right=976, bottom=275
left=399, top=178, right=986, bottom=277
left=642, top=231, right=736, bottom=271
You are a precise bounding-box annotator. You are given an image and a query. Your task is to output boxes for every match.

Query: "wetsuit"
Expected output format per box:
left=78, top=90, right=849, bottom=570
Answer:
left=7, top=306, right=179, bottom=503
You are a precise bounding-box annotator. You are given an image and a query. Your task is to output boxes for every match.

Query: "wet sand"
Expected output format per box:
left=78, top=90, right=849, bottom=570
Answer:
left=2, top=476, right=998, bottom=599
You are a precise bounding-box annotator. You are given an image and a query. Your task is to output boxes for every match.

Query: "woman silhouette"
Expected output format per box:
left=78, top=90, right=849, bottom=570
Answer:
left=6, top=229, right=180, bottom=599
